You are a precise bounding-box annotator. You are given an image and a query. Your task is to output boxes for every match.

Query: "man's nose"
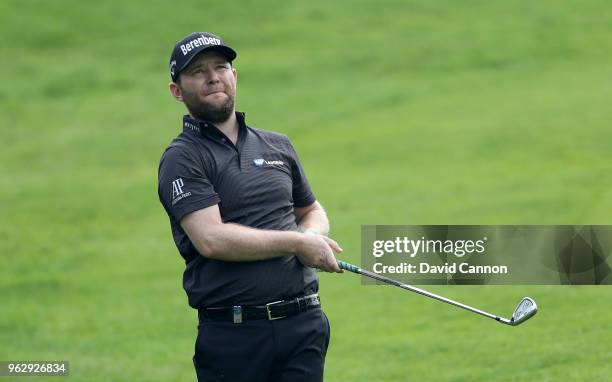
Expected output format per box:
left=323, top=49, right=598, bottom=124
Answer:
left=206, top=69, right=220, bottom=84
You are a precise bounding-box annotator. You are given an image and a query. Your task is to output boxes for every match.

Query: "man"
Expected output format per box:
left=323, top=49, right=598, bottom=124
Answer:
left=157, top=32, right=343, bottom=382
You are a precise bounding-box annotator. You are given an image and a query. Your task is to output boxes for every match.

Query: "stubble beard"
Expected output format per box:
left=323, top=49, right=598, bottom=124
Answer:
left=182, top=88, right=235, bottom=123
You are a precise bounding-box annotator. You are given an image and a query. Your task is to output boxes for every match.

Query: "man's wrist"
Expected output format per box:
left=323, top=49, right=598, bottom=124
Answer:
left=302, top=227, right=320, bottom=236
left=286, top=231, right=306, bottom=255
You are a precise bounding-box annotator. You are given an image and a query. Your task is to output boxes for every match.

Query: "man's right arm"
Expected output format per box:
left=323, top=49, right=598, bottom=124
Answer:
left=180, top=205, right=343, bottom=273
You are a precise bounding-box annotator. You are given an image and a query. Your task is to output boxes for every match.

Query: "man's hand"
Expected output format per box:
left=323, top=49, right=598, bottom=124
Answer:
left=295, top=234, right=343, bottom=273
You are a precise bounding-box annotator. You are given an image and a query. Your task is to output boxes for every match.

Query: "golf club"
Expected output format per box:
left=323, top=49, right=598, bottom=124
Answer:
left=337, top=260, right=537, bottom=326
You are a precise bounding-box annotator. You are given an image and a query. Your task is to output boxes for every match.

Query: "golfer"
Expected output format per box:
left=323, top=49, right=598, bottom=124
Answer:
left=157, top=31, right=343, bottom=381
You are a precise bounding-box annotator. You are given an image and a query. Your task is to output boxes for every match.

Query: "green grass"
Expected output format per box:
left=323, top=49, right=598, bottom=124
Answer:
left=2, top=0, right=612, bottom=380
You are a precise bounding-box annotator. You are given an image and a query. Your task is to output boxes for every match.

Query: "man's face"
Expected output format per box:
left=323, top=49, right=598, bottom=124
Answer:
left=171, top=51, right=237, bottom=123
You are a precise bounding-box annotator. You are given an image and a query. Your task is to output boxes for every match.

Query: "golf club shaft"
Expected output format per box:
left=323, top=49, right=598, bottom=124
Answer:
left=338, top=260, right=510, bottom=324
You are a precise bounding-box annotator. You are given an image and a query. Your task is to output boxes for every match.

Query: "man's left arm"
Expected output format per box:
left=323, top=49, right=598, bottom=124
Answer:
left=294, top=201, right=330, bottom=237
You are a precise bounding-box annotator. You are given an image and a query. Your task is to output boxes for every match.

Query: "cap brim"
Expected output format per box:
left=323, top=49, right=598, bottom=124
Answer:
left=177, top=45, right=237, bottom=75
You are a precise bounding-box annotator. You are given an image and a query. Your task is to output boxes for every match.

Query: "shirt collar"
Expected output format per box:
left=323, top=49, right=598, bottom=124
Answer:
left=182, top=112, right=247, bottom=138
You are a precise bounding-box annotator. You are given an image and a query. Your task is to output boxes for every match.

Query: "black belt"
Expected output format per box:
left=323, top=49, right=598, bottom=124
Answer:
left=198, top=294, right=320, bottom=324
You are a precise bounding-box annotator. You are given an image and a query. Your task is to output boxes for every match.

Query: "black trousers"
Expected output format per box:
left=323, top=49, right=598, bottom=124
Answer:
left=193, top=308, right=331, bottom=382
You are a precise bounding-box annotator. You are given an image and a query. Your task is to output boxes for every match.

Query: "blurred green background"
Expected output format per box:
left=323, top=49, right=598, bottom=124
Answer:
left=2, top=0, right=611, bottom=381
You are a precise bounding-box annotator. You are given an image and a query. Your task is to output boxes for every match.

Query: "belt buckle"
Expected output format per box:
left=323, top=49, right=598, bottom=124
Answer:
left=265, top=300, right=285, bottom=320
left=233, top=306, right=243, bottom=324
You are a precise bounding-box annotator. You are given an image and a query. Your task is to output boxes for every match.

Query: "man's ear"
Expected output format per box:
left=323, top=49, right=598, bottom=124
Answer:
left=169, top=82, right=183, bottom=101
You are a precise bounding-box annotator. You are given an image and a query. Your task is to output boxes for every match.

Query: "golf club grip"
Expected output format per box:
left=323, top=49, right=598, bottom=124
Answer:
left=337, top=260, right=360, bottom=273
left=339, top=260, right=408, bottom=289
left=337, top=260, right=403, bottom=288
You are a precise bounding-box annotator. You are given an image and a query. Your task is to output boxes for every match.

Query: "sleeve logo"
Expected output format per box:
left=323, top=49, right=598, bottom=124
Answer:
left=172, top=178, right=185, bottom=198
left=171, top=178, right=191, bottom=206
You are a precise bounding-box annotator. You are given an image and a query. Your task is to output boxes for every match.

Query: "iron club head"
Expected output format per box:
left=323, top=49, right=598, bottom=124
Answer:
left=508, top=297, right=538, bottom=326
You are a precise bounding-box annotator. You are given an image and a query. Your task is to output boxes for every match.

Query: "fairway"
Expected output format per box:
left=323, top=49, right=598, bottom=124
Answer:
left=2, top=0, right=612, bottom=380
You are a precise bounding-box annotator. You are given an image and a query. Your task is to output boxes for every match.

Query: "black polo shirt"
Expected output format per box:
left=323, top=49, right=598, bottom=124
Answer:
left=158, top=112, right=318, bottom=308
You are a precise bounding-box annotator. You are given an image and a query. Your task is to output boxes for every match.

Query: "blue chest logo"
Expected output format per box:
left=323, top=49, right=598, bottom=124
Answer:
left=253, top=158, right=265, bottom=166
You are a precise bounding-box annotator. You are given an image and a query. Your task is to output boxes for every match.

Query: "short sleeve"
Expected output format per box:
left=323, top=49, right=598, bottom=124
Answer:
left=286, top=139, right=316, bottom=208
left=158, top=146, right=220, bottom=222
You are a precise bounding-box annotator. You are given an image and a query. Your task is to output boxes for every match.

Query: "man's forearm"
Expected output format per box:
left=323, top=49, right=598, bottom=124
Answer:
left=188, top=222, right=304, bottom=261
left=180, top=205, right=342, bottom=272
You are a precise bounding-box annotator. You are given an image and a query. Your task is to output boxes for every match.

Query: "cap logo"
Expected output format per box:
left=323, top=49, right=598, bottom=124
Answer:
left=180, top=35, right=222, bottom=55
left=169, top=60, right=176, bottom=76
